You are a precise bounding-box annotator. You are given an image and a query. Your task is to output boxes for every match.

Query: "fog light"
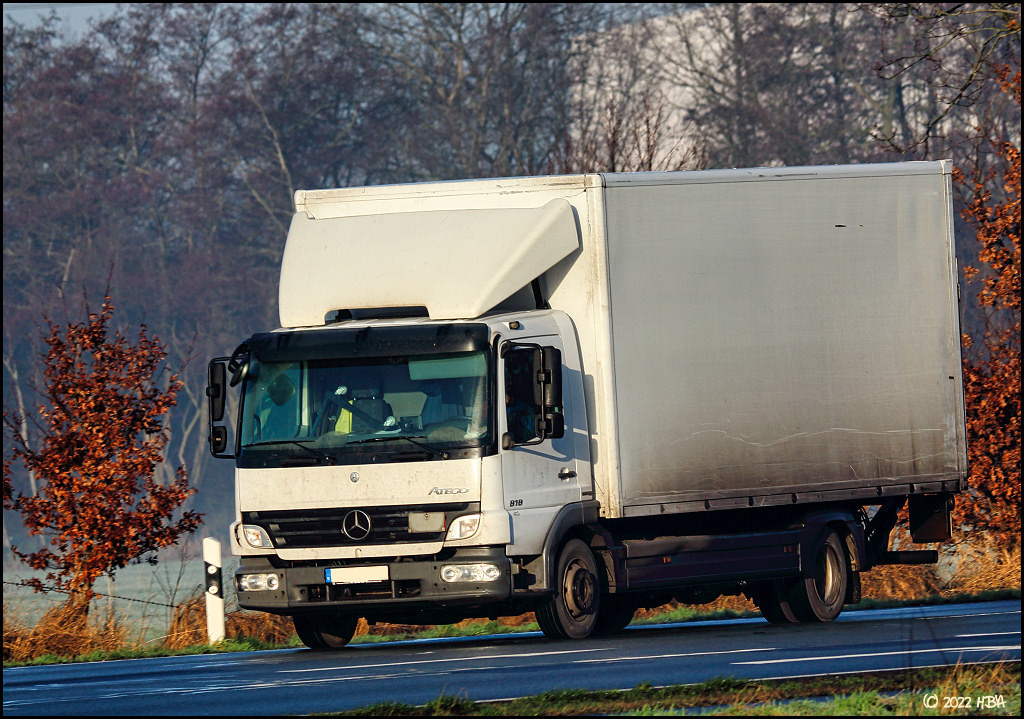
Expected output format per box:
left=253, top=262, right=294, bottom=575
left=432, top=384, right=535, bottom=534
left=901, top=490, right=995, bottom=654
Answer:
left=238, top=573, right=280, bottom=591
left=439, top=563, right=501, bottom=583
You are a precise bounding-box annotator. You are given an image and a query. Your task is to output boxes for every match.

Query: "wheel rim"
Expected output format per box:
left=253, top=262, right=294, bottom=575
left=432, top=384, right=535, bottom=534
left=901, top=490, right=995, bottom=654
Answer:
left=814, top=542, right=843, bottom=607
left=563, top=558, right=597, bottom=622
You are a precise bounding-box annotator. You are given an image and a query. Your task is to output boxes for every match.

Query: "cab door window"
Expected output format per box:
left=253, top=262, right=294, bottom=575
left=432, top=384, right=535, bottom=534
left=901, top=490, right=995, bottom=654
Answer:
left=504, top=348, right=540, bottom=444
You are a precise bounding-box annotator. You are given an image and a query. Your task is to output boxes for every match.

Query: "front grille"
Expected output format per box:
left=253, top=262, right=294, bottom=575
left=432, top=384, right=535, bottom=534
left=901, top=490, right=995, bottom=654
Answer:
left=244, top=503, right=473, bottom=548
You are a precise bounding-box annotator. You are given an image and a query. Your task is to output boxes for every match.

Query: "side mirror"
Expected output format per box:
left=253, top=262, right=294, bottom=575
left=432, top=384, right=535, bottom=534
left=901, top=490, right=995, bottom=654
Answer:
left=209, top=425, right=229, bottom=455
left=207, top=360, right=227, bottom=422
left=533, top=347, right=564, bottom=440
left=502, top=342, right=565, bottom=448
left=537, top=411, right=564, bottom=439
left=207, top=357, right=235, bottom=459
left=541, top=347, right=562, bottom=409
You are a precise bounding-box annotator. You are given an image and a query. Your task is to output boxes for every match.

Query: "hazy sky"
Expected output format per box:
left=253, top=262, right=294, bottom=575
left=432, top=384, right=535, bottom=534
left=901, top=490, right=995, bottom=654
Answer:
left=3, top=2, right=118, bottom=35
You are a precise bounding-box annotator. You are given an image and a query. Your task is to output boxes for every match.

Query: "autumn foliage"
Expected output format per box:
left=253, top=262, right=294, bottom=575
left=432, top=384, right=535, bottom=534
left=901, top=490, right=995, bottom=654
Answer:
left=953, top=64, right=1021, bottom=549
left=3, top=295, right=202, bottom=602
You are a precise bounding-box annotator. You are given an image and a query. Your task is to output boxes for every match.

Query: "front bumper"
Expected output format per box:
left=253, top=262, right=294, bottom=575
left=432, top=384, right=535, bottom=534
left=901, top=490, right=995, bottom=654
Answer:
left=236, top=546, right=512, bottom=615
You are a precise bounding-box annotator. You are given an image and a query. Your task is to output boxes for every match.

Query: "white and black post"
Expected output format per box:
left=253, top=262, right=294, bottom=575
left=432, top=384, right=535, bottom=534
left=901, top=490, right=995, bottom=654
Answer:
left=203, top=537, right=226, bottom=644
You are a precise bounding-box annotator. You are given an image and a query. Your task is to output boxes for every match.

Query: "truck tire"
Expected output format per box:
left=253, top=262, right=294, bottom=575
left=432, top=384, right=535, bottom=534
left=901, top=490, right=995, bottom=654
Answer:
left=785, top=528, right=848, bottom=622
left=293, top=613, right=358, bottom=650
left=753, top=580, right=801, bottom=624
left=536, top=539, right=600, bottom=639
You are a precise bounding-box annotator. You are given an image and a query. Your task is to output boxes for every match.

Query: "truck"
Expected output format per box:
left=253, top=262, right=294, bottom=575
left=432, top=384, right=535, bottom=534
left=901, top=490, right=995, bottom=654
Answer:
left=206, top=161, right=967, bottom=649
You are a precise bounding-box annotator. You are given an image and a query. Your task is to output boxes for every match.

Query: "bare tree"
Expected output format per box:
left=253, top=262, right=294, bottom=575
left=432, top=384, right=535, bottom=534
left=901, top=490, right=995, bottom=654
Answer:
left=367, top=3, right=603, bottom=179
left=859, top=3, right=1021, bottom=158
left=653, top=3, right=898, bottom=168
left=560, top=5, right=708, bottom=172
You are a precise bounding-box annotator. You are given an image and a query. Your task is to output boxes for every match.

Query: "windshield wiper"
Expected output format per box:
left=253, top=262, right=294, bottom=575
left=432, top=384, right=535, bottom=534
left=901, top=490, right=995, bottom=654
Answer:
left=244, top=439, right=335, bottom=465
left=346, top=435, right=449, bottom=459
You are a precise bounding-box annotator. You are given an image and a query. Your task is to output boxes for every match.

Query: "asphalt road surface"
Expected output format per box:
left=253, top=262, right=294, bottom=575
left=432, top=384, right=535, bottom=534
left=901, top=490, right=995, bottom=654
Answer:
left=3, top=600, right=1019, bottom=716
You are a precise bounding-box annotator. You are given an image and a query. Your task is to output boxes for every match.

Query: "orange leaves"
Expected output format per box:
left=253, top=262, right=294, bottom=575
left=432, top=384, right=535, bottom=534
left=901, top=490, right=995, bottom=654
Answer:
left=2, top=294, right=202, bottom=599
left=954, top=63, right=1021, bottom=549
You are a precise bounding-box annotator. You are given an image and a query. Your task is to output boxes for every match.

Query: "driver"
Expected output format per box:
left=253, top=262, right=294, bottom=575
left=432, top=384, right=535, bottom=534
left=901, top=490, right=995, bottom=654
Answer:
left=319, top=368, right=395, bottom=435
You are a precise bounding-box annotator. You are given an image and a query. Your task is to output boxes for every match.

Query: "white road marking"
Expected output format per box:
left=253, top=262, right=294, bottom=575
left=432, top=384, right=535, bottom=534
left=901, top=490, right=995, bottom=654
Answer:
left=734, top=644, right=1021, bottom=665
left=278, top=647, right=611, bottom=673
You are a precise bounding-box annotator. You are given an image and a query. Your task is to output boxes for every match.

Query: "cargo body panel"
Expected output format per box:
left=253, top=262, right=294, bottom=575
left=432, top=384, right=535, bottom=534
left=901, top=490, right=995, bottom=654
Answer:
left=595, top=164, right=966, bottom=516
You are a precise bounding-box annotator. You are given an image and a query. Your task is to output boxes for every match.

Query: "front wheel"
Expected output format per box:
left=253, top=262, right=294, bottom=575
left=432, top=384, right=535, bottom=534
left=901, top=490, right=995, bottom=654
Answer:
left=536, top=538, right=601, bottom=640
left=293, top=613, right=358, bottom=650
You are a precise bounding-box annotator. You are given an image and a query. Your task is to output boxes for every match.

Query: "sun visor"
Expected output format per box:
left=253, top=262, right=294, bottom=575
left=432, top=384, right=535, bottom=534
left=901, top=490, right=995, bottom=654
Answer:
left=279, top=198, right=580, bottom=326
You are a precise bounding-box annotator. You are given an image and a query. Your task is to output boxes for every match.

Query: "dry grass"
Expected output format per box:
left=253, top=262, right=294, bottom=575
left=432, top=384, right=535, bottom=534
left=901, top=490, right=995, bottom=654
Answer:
left=859, top=562, right=947, bottom=600
left=4, top=535, right=1019, bottom=663
left=863, top=535, right=1021, bottom=601
left=944, top=538, right=1022, bottom=594
left=163, top=595, right=296, bottom=649
left=225, top=607, right=296, bottom=645
left=4, top=594, right=132, bottom=663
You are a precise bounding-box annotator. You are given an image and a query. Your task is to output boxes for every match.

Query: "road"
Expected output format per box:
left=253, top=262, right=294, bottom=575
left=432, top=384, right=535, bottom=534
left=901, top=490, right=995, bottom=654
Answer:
left=3, top=600, right=1019, bottom=716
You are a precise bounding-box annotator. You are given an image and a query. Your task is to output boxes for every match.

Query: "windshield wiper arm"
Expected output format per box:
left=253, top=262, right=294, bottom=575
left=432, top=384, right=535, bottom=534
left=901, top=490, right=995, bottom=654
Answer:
left=244, top=439, right=335, bottom=465
left=347, top=435, right=449, bottom=459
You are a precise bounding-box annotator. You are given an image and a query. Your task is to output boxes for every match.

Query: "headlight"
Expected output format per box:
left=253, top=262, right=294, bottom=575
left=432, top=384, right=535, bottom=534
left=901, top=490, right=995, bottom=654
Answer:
left=240, top=524, right=273, bottom=548
left=238, top=573, right=280, bottom=591
left=440, top=563, right=501, bottom=583
left=445, top=513, right=481, bottom=541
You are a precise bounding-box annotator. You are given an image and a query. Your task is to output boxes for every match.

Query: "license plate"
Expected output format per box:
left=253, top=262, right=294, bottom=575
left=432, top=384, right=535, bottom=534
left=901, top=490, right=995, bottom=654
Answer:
left=325, top=566, right=389, bottom=584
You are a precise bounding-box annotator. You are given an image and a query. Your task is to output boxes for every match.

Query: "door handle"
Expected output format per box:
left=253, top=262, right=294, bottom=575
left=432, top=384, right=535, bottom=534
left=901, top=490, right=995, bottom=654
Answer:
left=558, top=468, right=577, bottom=480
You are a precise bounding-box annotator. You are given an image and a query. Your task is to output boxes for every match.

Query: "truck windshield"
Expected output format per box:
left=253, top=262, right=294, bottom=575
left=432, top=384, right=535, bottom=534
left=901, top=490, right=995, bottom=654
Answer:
left=238, top=349, right=491, bottom=464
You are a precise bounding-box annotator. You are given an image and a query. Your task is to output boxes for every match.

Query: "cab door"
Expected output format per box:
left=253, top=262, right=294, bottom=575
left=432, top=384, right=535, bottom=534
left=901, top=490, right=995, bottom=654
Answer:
left=500, top=336, right=582, bottom=556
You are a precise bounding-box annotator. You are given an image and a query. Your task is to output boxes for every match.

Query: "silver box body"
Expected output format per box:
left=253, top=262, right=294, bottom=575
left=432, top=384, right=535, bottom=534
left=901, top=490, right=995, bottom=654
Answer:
left=585, top=164, right=966, bottom=517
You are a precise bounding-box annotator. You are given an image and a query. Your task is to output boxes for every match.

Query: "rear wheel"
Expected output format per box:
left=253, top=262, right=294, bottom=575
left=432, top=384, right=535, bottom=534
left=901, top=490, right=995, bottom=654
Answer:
left=536, top=539, right=601, bottom=640
left=293, top=613, right=358, bottom=650
left=785, top=529, right=848, bottom=622
left=753, top=580, right=801, bottom=624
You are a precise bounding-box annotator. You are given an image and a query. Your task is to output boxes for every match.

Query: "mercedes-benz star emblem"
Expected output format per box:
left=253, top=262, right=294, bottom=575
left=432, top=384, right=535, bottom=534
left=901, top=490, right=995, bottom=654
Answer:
left=341, top=510, right=372, bottom=541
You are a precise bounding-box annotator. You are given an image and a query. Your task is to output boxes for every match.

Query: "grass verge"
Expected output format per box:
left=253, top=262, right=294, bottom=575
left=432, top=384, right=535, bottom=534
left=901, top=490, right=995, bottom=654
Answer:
left=324, top=663, right=1021, bottom=716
